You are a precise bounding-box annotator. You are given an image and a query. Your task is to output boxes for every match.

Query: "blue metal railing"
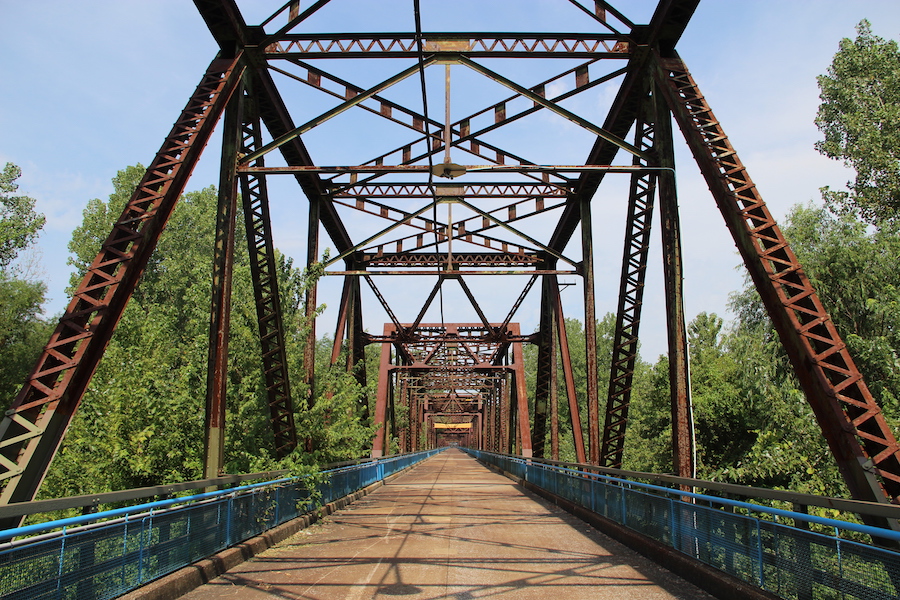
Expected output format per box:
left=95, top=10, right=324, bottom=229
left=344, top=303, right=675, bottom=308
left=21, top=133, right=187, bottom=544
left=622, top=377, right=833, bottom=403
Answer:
left=467, top=449, right=900, bottom=600
left=0, top=449, right=442, bottom=600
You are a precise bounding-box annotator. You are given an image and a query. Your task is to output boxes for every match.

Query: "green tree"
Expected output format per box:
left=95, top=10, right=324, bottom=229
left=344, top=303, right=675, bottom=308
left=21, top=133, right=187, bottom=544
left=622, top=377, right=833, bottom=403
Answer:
left=0, top=273, right=51, bottom=402
left=717, top=291, right=845, bottom=496
left=0, top=163, right=50, bottom=407
left=816, top=20, right=900, bottom=223
left=622, top=354, right=672, bottom=474
left=687, top=312, right=759, bottom=475
left=778, top=203, right=900, bottom=419
left=41, top=167, right=372, bottom=499
left=0, top=163, right=45, bottom=268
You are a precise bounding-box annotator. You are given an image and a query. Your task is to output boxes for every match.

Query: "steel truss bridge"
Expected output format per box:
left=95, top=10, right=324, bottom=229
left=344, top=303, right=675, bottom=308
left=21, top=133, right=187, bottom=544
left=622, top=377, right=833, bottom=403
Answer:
left=1, top=0, right=900, bottom=545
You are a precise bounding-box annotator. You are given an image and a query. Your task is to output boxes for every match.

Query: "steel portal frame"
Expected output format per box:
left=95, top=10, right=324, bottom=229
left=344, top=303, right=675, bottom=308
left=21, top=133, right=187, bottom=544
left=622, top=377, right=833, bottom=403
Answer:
left=0, top=0, right=899, bottom=533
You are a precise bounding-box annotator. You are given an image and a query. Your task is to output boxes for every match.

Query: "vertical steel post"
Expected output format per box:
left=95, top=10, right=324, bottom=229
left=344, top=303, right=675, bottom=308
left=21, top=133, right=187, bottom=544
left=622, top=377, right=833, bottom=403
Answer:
left=580, top=196, right=601, bottom=464
left=304, top=195, right=320, bottom=408
left=511, top=324, right=533, bottom=457
left=239, top=91, right=298, bottom=457
left=371, top=325, right=393, bottom=457
left=350, top=279, right=369, bottom=418
left=551, top=277, right=587, bottom=464
left=330, top=276, right=353, bottom=365
left=655, top=81, right=694, bottom=480
left=549, top=310, right=560, bottom=460
left=531, top=276, right=554, bottom=457
left=203, top=85, right=243, bottom=479
left=600, top=91, right=657, bottom=468
left=501, top=370, right=511, bottom=453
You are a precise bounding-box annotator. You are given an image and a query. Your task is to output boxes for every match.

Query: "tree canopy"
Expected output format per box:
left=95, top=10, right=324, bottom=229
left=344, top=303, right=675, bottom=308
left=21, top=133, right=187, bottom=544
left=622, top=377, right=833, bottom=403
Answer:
left=40, top=167, right=374, bottom=500
left=0, top=163, right=45, bottom=268
left=0, top=164, right=50, bottom=409
left=816, top=20, right=900, bottom=223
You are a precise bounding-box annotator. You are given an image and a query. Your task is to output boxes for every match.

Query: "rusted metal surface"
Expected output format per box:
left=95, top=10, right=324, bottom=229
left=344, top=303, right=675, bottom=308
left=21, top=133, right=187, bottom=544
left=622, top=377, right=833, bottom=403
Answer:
left=656, top=52, right=900, bottom=512
left=654, top=85, right=694, bottom=481
left=0, top=56, right=244, bottom=518
left=551, top=276, right=587, bottom=464
left=204, top=88, right=243, bottom=479
left=370, top=323, right=531, bottom=458
left=531, top=278, right=554, bottom=458
left=600, top=92, right=657, bottom=469
left=303, top=194, right=320, bottom=411
left=581, top=196, right=601, bottom=465
left=265, top=33, right=632, bottom=58
left=239, top=91, right=298, bottom=456
left=331, top=183, right=567, bottom=199
left=359, top=252, right=542, bottom=269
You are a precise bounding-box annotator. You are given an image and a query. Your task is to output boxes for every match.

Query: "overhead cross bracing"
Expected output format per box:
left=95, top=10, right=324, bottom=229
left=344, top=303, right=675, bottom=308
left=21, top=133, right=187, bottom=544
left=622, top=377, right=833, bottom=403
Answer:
left=1, top=0, right=900, bottom=536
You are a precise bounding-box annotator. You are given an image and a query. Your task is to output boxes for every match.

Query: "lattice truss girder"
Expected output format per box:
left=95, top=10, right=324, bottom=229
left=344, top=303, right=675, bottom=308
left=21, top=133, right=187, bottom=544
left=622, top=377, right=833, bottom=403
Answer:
left=655, top=53, right=900, bottom=511
left=1, top=0, right=899, bottom=525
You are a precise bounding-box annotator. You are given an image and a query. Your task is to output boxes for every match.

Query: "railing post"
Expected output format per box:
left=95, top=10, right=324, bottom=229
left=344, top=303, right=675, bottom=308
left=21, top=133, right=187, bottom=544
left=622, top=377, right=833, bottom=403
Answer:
left=56, top=527, right=67, bottom=597
left=226, top=496, right=234, bottom=547
left=755, top=520, right=764, bottom=589
left=669, top=497, right=677, bottom=550
left=274, top=486, right=280, bottom=526
left=137, top=516, right=146, bottom=585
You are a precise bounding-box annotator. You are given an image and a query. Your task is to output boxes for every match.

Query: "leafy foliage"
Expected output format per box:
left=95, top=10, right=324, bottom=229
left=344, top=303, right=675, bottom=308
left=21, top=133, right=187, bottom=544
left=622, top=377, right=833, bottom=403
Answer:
left=816, top=20, right=900, bottom=223
left=0, top=163, right=50, bottom=411
left=40, top=167, right=373, bottom=499
left=0, top=268, right=51, bottom=402
left=0, top=163, right=45, bottom=268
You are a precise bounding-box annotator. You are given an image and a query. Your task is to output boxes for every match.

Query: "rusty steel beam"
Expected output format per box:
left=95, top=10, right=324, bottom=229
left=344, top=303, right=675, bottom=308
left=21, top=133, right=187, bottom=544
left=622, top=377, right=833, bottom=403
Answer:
left=0, top=56, right=245, bottom=515
left=333, top=191, right=564, bottom=247
left=204, top=86, right=243, bottom=479
left=371, top=324, right=394, bottom=458
left=327, top=271, right=576, bottom=277
left=304, top=193, right=320, bottom=410
left=340, top=60, right=628, bottom=189
left=359, top=253, right=541, bottom=269
left=195, top=1, right=354, bottom=254
left=265, top=33, right=631, bottom=58
left=549, top=1, right=700, bottom=254
left=656, top=52, right=900, bottom=516
left=550, top=275, right=587, bottom=464
left=580, top=195, right=601, bottom=465
left=270, top=59, right=543, bottom=179
left=532, top=277, right=555, bottom=458
left=331, top=183, right=567, bottom=199
left=239, top=91, right=298, bottom=456
left=260, top=0, right=333, bottom=45
left=549, top=307, right=560, bottom=460
left=330, top=276, right=353, bottom=366
left=600, top=93, right=657, bottom=468
left=654, top=85, right=694, bottom=481
left=350, top=278, right=369, bottom=417
left=510, top=325, right=533, bottom=457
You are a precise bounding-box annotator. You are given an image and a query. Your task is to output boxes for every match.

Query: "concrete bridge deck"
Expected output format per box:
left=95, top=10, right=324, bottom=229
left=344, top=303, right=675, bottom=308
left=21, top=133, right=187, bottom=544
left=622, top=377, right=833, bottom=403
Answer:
left=178, top=449, right=714, bottom=599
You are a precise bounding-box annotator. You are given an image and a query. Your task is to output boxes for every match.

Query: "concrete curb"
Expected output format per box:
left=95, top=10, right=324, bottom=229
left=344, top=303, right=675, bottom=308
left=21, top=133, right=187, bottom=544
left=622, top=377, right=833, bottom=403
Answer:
left=119, top=466, right=415, bottom=600
left=483, top=462, right=780, bottom=600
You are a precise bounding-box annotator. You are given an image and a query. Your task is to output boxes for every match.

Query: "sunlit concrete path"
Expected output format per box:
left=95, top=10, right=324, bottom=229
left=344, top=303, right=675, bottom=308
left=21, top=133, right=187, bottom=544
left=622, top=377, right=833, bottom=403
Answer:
left=177, top=449, right=714, bottom=599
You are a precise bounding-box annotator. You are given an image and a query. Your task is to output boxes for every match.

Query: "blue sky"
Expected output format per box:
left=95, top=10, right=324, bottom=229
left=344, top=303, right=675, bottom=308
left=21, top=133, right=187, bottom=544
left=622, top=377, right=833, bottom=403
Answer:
left=1, top=1, right=899, bottom=360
